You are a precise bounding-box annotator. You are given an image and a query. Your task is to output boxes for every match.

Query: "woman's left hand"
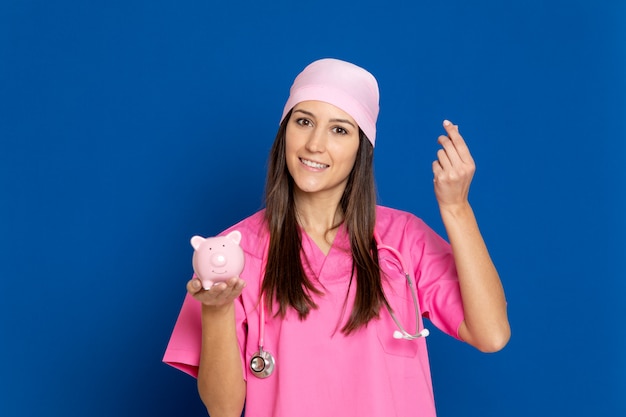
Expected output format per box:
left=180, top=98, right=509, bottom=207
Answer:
left=432, top=120, right=476, bottom=209
left=432, top=120, right=510, bottom=352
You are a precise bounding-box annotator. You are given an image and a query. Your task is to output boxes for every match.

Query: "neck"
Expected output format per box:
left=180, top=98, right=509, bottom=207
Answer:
left=293, top=190, right=343, bottom=235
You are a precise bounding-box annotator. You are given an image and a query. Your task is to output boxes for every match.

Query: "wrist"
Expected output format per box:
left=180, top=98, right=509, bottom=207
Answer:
left=439, top=201, right=473, bottom=219
left=201, top=302, right=235, bottom=319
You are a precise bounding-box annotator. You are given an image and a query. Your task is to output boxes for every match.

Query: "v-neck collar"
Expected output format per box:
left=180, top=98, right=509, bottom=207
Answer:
left=300, top=225, right=351, bottom=282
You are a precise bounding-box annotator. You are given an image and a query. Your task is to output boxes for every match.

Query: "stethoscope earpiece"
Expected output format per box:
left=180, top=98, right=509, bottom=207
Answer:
left=393, top=328, right=429, bottom=340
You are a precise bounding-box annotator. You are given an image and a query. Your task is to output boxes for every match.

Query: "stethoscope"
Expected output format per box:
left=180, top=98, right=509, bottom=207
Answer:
left=249, top=296, right=275, bottom=378
left=249, top=232, right=429, bottom=379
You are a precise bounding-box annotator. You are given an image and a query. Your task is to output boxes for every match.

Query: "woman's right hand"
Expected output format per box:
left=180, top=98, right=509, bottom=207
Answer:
left=190, top=276, right=248, bottom=415
left=186, top=276, right=247, bottom=307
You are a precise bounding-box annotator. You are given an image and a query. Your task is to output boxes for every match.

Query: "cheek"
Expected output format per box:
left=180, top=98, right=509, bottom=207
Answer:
left=283, top=136, right=299, bottom=175
left=284, top=127, right=302, bottom=155
left=284, top=141, right=298, bottom=168
left=335, top=141, right=360, bottom=167
left=284, top=130, right=295, bottom=155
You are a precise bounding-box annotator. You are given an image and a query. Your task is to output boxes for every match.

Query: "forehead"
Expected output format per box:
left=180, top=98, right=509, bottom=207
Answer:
left=292, top=100, right=357, bottom=125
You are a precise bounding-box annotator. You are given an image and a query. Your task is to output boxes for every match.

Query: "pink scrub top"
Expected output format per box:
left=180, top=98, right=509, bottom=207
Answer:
left=163, top=206, right=465, bottom=417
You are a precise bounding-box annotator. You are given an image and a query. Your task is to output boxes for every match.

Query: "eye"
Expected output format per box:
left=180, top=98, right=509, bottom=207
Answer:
left=295, top=118, right=312, bottom=127
left=332, top=126, right=349, bottom=135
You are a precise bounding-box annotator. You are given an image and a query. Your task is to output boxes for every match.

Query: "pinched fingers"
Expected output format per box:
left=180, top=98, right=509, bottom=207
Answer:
left=434, top=120, right=475, bottom=178
left=433, top=120, right=477, bottom=205
left=441, top=120, right=474, bottom=165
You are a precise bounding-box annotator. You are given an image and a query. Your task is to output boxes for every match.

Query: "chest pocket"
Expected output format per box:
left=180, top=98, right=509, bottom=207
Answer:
left=375, top=253, right=422, bottom=357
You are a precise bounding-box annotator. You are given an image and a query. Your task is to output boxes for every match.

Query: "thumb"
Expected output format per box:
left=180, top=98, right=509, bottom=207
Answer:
left=187, top=277, right=202, bottom=293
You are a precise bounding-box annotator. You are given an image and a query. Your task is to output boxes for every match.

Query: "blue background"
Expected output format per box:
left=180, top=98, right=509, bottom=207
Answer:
left=1, top=1, right=624, bottom=416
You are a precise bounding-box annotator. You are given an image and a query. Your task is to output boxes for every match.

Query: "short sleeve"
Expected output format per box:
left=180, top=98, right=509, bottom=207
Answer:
left=409, top=217, right=465, bottom=339
left=162, top=292, right=203, bottom=377
left=163, top=291, right=248, bottom=379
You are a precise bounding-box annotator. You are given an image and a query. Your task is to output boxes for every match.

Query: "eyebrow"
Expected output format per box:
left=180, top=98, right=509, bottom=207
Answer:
left=293, top=109, right=357, bottom=129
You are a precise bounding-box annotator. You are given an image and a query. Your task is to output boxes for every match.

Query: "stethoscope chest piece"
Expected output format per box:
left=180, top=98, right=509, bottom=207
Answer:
left=250, top=349, right=275, bottom=379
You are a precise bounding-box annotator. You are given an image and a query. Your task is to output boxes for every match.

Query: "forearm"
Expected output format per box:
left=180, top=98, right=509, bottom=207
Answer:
left=197, top=303, right=246, bottom=417
left=440, top=202, right=510, bottom=352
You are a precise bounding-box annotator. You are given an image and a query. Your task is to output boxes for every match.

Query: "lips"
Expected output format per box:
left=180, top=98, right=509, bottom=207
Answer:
left=300, top=158, right=329, bottom=169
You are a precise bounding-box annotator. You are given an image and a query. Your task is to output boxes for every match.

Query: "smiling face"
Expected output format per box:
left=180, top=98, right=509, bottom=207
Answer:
left=285, top=100, right=361, bottom=201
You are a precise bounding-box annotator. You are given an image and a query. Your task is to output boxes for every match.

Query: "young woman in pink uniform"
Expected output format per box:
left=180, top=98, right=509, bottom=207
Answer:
left=164, top=58, right=510, bottom=417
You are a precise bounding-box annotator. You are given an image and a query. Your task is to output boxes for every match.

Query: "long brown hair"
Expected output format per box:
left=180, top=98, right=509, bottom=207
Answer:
left=262, top=111, right=389, bottom=334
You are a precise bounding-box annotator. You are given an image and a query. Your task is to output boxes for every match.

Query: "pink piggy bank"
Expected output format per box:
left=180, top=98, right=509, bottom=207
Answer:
left=191, top=230, right=245, bottom=290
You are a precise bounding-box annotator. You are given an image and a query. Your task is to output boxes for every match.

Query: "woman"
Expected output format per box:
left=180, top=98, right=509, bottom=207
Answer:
left=164, top=58, right=510, bottom=417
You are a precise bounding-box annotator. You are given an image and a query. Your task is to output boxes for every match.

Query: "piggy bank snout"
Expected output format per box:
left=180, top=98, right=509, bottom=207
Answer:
left=211, top=252, right=227, bottom=267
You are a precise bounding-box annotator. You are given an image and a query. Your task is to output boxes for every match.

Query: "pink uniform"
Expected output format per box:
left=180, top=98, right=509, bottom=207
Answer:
left=164, top=206, right=465, bottom=417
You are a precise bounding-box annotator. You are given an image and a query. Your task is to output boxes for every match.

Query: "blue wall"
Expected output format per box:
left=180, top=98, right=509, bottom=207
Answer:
left=1, top=1, right=624, bottom=416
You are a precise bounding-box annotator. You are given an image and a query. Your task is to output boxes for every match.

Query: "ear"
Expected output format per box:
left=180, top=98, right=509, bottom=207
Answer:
left=226, top=230, right=242, bottom=245
left=190, top=235, right=205, bottom=250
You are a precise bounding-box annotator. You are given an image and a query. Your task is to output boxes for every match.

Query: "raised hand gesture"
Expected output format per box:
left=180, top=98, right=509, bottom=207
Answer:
left=432, top=120, right=476, bottom=209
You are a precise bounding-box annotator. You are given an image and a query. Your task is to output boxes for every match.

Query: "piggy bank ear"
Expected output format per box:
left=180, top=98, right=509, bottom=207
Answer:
left=190, top=235, right=205, bottom=250
left=226, top=230, right=242, bottom=245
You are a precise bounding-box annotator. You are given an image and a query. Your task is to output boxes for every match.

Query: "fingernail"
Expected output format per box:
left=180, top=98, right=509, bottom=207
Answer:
left=192, top=280, right=200, bottom=289
left=443, top=120, right=452, bottom=127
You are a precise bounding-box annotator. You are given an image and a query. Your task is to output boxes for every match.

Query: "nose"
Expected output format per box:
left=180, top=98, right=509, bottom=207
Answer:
left=305, top=128, right=326, bottom=153
left=211, top=252, right=227, bottom=267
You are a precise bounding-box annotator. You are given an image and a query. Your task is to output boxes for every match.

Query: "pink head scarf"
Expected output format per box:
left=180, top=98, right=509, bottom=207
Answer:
left=280, top=58, right=380, bottom=147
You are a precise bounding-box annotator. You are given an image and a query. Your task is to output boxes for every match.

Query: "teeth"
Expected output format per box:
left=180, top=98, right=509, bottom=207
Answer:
left=301, top=158, right=328, bottom=169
